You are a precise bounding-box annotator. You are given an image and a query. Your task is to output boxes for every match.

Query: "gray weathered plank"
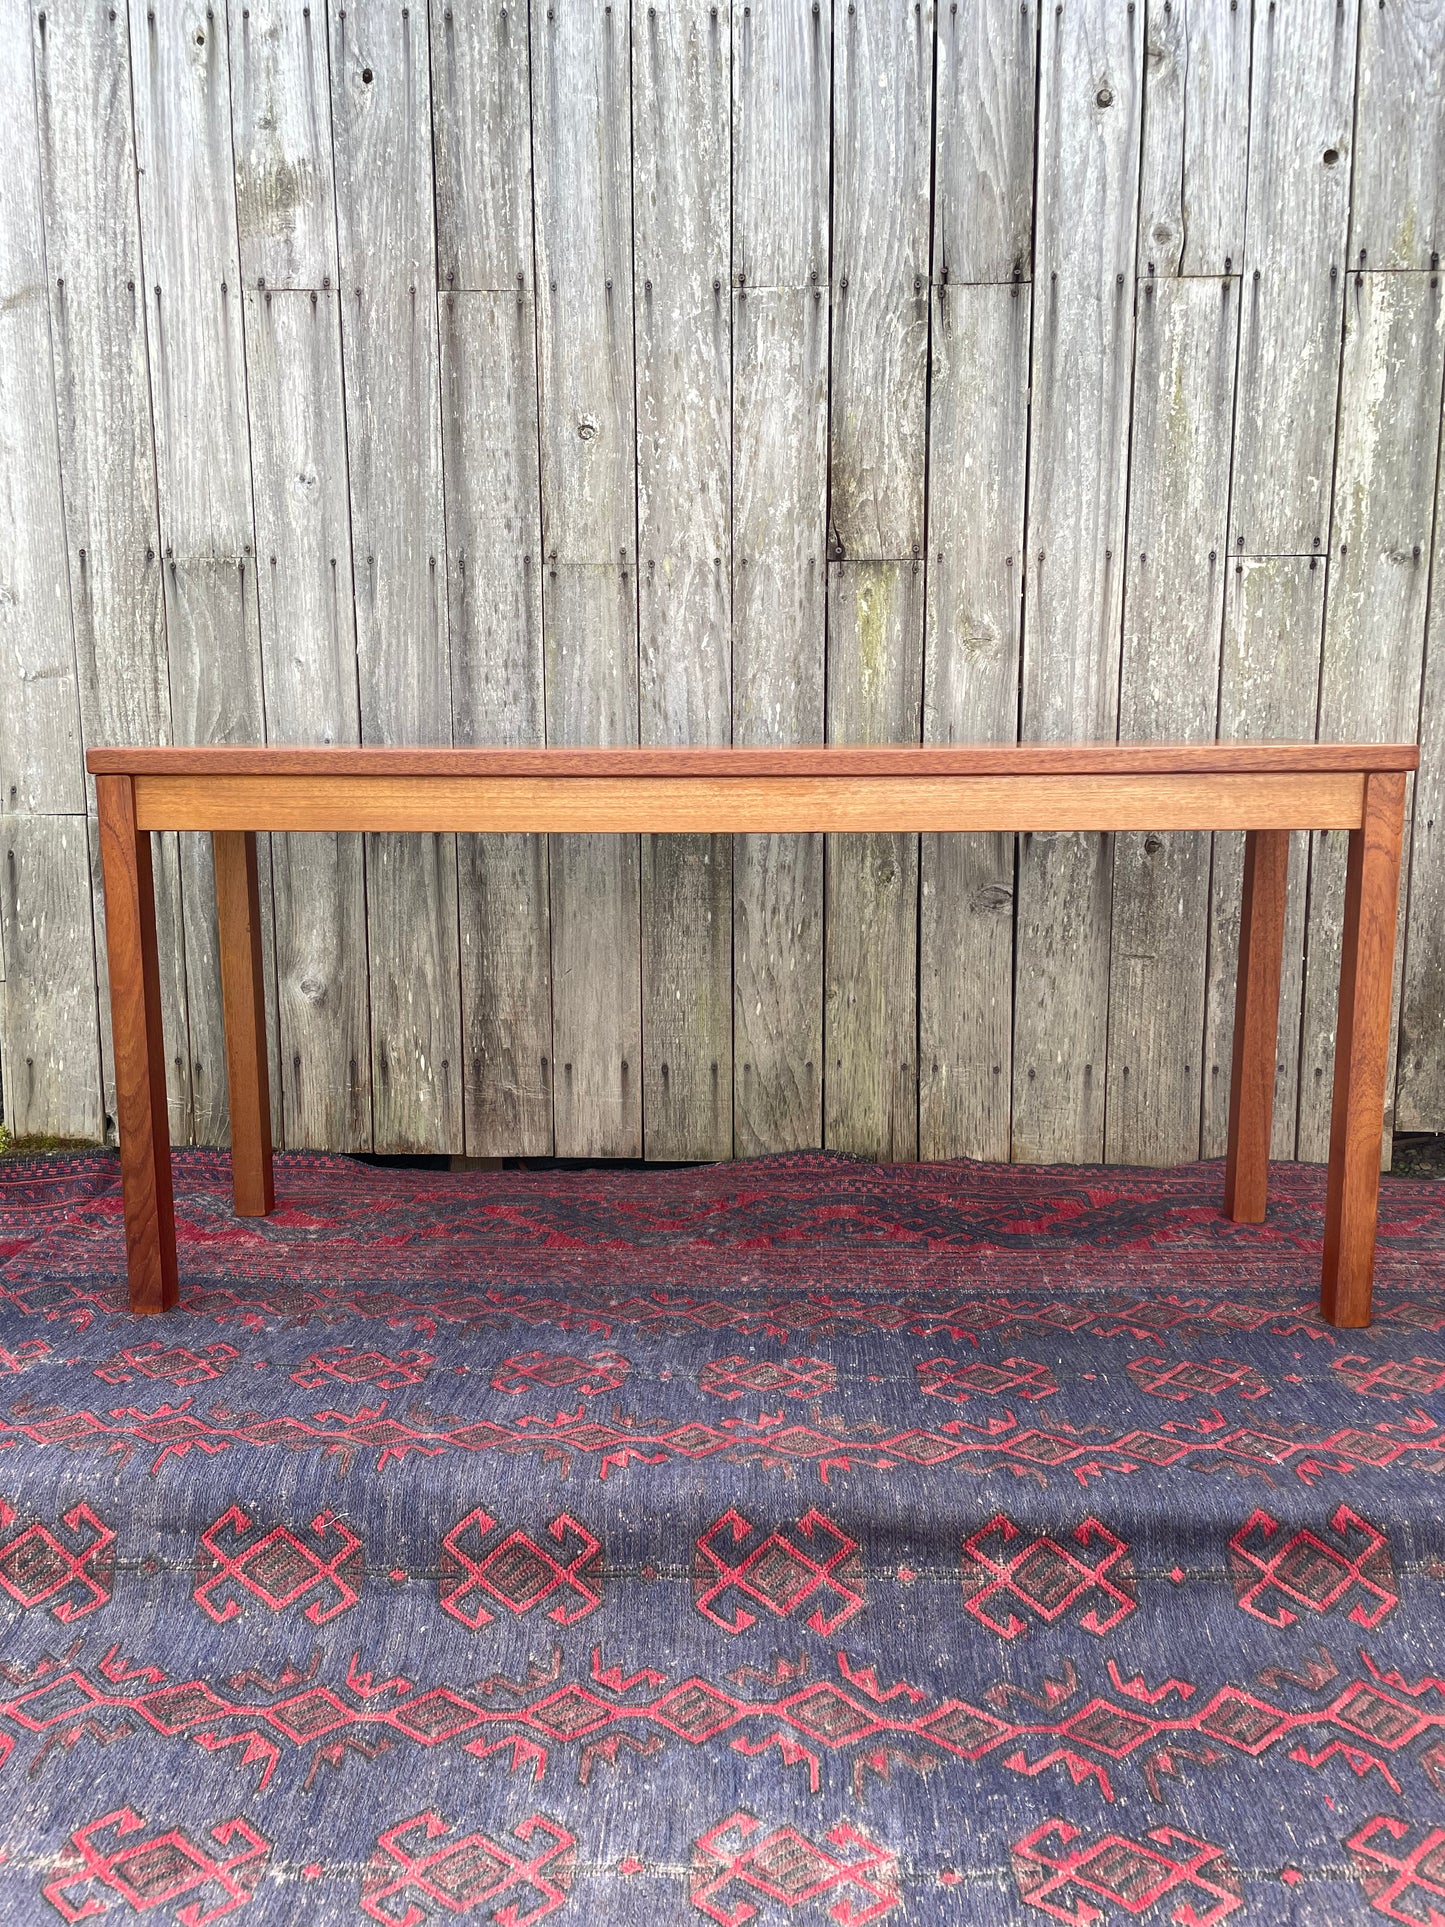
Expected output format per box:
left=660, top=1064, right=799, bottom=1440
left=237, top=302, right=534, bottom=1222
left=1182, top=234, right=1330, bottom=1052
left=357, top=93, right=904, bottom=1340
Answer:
left=828, top=0, right=932, bottom=565
left=1351, top=0, right=1445, bottom=271
left=1231, top=0, right=1357, bottom=555
left=1398, top=366, right=1445, bottom=1131
left=244, top=288, right=371, bottom=1149
left=1013, top=0, right=1143, bottom=1164
left=32, top=0, right=189, bottom=1142
left=432, top=0, right=535, bottom=295
left=0, top=9, right=84, bottom=822
left=0, top=815, right=102, bottom=1137
left=1204, top=4, right=1358, bottom=1163
left=1138, top=0, right=1250, bottom=278
left=1105, top=273, right=1238, bottom=1165
left=633, top=0, right=731, bottom=721
left=543, top=565, right=642, bottom=1158
left=933, top=0, right=1035, bottom=286
left=439, top=289, right=553, bottom=1154
left=732, top=285, right=826, bottom=1153
left=129, top=0, right=274, bottom=1147
left=1201, top=555, right=1326, bottom=1159
left=32, top=1, right=170, bottom=756
left=826, top=559, right=925, bottom=1159
left=230, top=0, right=337, bottom=290
left=456, top=824, right=554, bottom=1155
left=531, top=0, right=637, bottom=580
left=0, top=16, right=83, bottom=820
left=533, top=0, right=642, bottom=1159
left=824, top=0, right=933, bottom=1160
left=331, top=0, right=462, bottom=1152
left=267, top=827, right=371, bottom=1147
left=360, top=827, right=461, bottom=1149
left=231, top=0, right=368, bottom=1153
left=731, top=0, right=829, bottom=1155
left=635, top=0, right=731, bottom=1159
left=0, top=7, right=102, bottom=1140
left=1297, top=271, right=1444, bottom=1160
left=432, top=1, right=553, bottom=1156
left=640, top=831, right=731, bottom=1158
left=733, top=0, right=829, bottom=291
left=920, top=281, right=1029, bottom=1161
left=918, top=0, right=1034, bottom=1163
left=733, top=803, right=823, bottom=1153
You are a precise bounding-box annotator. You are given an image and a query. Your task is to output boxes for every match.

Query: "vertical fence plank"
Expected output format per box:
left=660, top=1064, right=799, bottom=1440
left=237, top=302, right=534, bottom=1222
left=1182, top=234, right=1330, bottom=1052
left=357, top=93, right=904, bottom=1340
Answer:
left=1206, top=0, right=1358, bottom=1161
left=32, top=0, right=187, bottom=1142
left=1358, top=0, right=1445, bottom=1140
left=230, top=0, right=337, bottom=289
left=826, top=564, right=925, bottom=1157
left=1351, top=0, right=1445, bottom=271
left=635, top=0, right=732, bottom=1159
left=920, top=0, right=1034, bottom=1163
left=0, top=816, right=102, bottom=1134
left=1399, top=376, right=1445, bottom=1130
left=331, top=0, right=462, bottom=1153
left=0, top=11, right=84, bottom=823
left=1107, top=0, right=1248, bottom=1168
left=932, top=0, right=1035, bottom=288
left=1013, top=0, right=1143, bottom=1164
left=920, top=283, right=1029, bottom=1163
left=533, top=0, right=642, bottom=1158
left=433, top=2, right=553, bottom=1156
left=1202, top=556, right=1326, bottom=1158
left=232, top=0, right=370, bottom=1152
left=244, top=288, right=371, bottom=1149
left=824, top=0, right=933, bottom=1160
left=0, top=4, right=100, bottom=1137
left=1138, top=0, right=1249, bottom=278
left=1297, top=272, right=1444, bottom=1158
left=129, top=0, right=273, bottom=1147
left=1231, top=1, right=1357, bottom=558
left=440, top=297, right=553, bottom=1153
left=1105, top=275, right=1237, bottom=1165
left=731, top=0, right=829, bottom=1155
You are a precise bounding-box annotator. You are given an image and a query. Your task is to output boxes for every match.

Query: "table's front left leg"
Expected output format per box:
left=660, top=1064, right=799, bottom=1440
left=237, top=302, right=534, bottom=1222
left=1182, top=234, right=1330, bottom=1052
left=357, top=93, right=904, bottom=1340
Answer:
left=213, top=830, right=275, bottom=1217
left=1320, top=771, right=1407, bottom=1328
left=96, top=775, right=178, bottom=1313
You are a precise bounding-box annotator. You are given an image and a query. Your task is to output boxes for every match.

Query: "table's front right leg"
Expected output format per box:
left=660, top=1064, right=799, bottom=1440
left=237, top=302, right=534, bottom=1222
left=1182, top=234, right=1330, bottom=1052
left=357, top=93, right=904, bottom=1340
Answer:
left=1320, top=770, right=1407, bottom=1328
left=96, top=775, right=177, bottom=1314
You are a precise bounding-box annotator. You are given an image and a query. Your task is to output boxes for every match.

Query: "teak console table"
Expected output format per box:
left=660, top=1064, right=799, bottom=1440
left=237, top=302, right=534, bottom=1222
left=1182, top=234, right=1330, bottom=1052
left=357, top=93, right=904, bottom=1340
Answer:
left=87, top=742, right=1417, bottom=1327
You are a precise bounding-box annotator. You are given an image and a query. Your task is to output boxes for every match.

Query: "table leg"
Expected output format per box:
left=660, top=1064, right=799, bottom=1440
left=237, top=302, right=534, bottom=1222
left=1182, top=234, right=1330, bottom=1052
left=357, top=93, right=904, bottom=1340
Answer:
left=1320, top=771, right=1407, bottom=1327
left=213, top=830, right=275, bottom=1217
left=96, top=775, right=178, bottom=1314
left=1224, top=828, right=1289, bottom=1223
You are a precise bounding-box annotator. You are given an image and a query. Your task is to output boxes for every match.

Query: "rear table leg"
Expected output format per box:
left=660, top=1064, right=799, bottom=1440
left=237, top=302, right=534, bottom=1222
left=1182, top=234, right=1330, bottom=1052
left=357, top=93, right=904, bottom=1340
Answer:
left=1321, top=772, right=1406, bottom=1328
left=214, top=830, right=275, bottom=1217
left=96, top=775, right=178, bottom=1314
left=1224, top=828, right=1289, bottom=1223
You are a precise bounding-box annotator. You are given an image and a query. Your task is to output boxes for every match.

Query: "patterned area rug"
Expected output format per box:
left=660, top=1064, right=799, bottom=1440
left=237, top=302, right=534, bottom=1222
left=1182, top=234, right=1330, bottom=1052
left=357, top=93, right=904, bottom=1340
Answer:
left=1, top=1150, right=1444, bottom=1925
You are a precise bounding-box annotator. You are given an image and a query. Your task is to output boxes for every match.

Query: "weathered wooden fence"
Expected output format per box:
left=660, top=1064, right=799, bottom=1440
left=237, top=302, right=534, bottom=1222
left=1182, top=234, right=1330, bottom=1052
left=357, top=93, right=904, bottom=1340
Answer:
left=1, top=0, right=1443, bottom=1166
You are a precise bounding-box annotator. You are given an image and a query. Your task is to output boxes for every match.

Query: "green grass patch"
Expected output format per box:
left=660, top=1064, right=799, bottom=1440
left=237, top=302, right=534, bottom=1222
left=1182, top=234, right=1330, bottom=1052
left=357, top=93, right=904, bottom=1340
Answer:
left=0, top=1126, right=106, bottom=1159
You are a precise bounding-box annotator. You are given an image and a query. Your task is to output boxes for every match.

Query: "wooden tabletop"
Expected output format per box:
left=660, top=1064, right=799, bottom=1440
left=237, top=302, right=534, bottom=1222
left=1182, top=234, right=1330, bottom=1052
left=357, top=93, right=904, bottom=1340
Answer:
left=86, top=742, right=1419, bottom=777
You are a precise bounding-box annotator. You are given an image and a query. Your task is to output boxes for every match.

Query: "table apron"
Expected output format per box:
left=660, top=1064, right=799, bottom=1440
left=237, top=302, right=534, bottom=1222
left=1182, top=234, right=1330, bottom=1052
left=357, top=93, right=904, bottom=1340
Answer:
left=131, top=769, right=1368, bottom=834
